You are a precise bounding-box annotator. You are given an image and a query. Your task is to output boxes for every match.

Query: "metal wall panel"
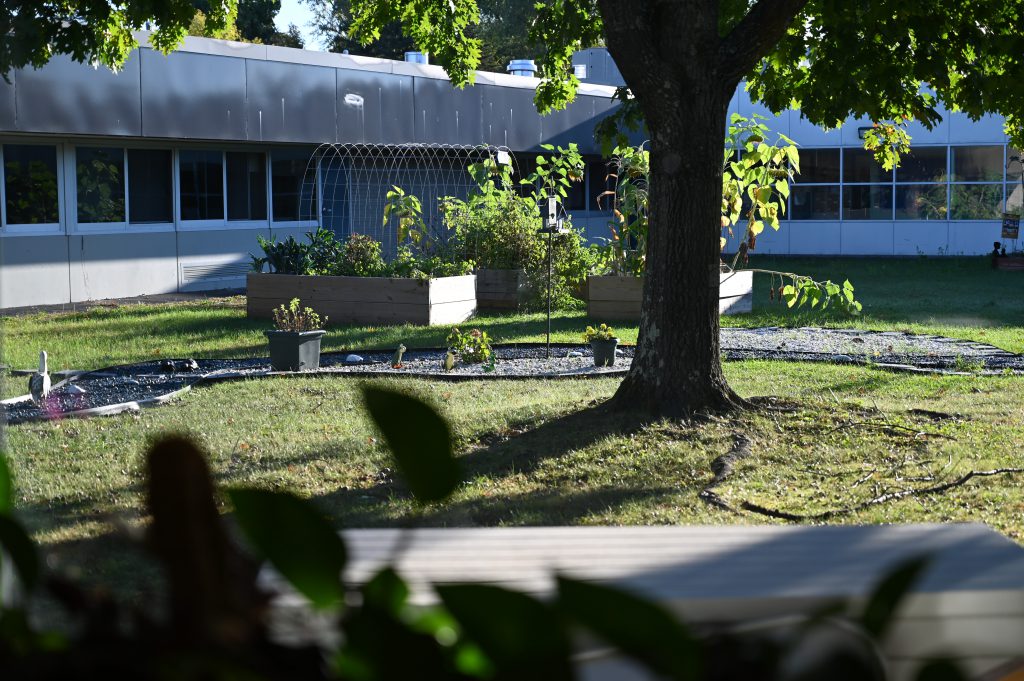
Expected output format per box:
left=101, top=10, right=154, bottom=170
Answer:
left=541, top=96, right=597, bottom=152
left=246, top=60, right=337, bottom=143
left=841, top=222, right=894, bottom=255
left=948, top=222, right=997, bottom=255
left=788, top=222, right=841, bottom=254
left=141, top=49, right=247, bottom=140
left=0, top=73, right=16, bottom=131
left=894, top=222, right=950, bottom=255
left=948, top=112, right=1007, bottom=144
left=176, top=228, right=267, bottom=291
left=336, top=70, right=415, bottom=144
left=15, top=54, right=141, bottom=136
left=68, top=232, right=178, bottom=302
left=0, top=236, right=71, bottom=307
left=413, top=78, right=481, bottom=145
left=481, top=84, right=541, bottom=150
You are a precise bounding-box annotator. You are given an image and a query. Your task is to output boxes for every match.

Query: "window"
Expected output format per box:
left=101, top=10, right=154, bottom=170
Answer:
left=952, top=146, right=1003, bottom=182
left=128, top=149, right=173, bottom=224
left=896, top=147, right=947, bottom=183
left=271, top=148, right=314, bottom=222
left=843, top=185, right=892, bottom=220
left=227, top=151, right=267, bottom=221
left=587, top=158, right=615, bottom=212
left=1006, top=148, right=1022, bottom=213
left=950, top=184, right=1003, bottom=220
left=795, top=148, right=840, bottom=183
left=179, top=150, right=224, bottom=221
left=790, top=185, right=839, bottom=220
left=843, top=148, right=893, bottom=183
left=895, top=185, right=947, bottom=220
left=565, top=166, right=586, bottom=211
left=76, top=147, right=125, bottom=223
left=3, top=144, right=59, bottom=225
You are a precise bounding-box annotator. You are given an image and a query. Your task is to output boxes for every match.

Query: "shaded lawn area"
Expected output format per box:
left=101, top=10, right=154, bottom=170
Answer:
left=2, top=255, right=1024, bottom=592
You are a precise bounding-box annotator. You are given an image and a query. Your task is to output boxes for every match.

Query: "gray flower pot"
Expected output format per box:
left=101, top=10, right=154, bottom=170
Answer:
left=265, top=330, right=326, bottom=371
left=591, top=338, right=619, bottom=367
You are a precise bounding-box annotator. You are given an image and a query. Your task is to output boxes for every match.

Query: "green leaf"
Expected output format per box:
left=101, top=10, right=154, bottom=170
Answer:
left=362, top=567, right=409, bottom=615
left=437, top=584, right=573, bottom=679
left=0, top=451, right=11, bottom=515
left=362, top=386, right=460, bottom=504
left=775, top=180, right=790, bottom=199
left=557, top=576, right=699, bottom=680
left=0, top=516, right=39, bottom=593
left=750, top=220, right=764, bottom=235
left=228, top=488, right=346, bottom=610
left=861, top=556, right=929, bottom=639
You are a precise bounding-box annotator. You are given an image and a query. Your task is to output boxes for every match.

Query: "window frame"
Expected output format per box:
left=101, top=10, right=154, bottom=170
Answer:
left=948, top=144, right=1006, bottom=221
left=269, top=147, right=319, bottom=229
left=66, top=142, right=177, bottom=235
left=0, top=140, right=66, bottom=236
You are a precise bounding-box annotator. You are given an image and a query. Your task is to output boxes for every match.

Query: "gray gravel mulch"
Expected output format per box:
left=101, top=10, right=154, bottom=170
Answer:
left=3, top=328, right=1022, bottom=424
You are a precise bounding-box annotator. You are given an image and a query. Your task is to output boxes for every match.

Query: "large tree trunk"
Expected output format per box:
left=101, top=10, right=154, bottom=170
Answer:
left=610, top=88, right=744, bottom=417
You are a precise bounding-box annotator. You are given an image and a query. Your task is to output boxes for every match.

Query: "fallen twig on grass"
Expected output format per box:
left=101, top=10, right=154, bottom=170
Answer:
left=822, top=418, right=957, bottom=441
left=719, top=468, right=1024, bottom=522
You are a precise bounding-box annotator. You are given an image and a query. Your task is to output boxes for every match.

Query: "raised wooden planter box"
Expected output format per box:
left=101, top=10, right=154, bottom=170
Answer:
left=993, top=256, right=1024, bottom=271
left=475, top=269, right=528, bottom=310
left=587, top=271, right=753, bottom=320
left=247, top=273, right=477, bottom=326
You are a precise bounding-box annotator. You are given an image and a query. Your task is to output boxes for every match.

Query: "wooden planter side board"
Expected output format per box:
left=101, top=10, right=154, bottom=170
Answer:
left=247, top=273, right=477, bottom=326
left=587, top=271, right=754, bottom=320
left=993, top=257, right=1024, bottom=271
left=476, top=269, right=528, bottom=310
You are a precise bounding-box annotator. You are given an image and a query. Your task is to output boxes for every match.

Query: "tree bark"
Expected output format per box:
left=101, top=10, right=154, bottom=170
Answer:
left=595, top=0, right=805, bottom=417
left=610, top=88, right=745, bottom=417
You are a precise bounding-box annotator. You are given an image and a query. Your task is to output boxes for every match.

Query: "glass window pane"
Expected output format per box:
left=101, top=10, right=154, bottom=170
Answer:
left=3, top=144, right=59, bottom=225
left=1008, top=148, right=1023, bottom=213
left=179, top=150, right=224, bottom=221
left=587, top=158, right=615, bottom=212
left=843, top=147, right=893, bottom=183
left=842, top=185, right=892, bottom=220
left=227, top=151, right=267, bottom=221
left=952, top=146, right=1003, bottom=182
left=271, top=148, right=315, bottom=222
left=950, top=184, right=1003, bottom=220
left=127, top=149, right=173, bottom=224
left=895, top=184, right=947, bottom=220
left=896, top=147, right=947, bottom=183
left=77, top=147, right=125, bottom=223
left=795, top=148, right=840, bottom=183
left=790, top=185, right=839, bottom=220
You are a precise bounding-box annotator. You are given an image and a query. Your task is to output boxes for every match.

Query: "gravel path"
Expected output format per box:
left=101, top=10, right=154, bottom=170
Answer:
left=4, top=328, right=1022, bottom=424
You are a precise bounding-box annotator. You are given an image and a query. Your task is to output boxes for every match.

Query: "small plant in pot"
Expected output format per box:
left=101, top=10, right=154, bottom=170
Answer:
left=266, top=298, right=327, bottom=372
left=583, top=323, right=619, bottom=367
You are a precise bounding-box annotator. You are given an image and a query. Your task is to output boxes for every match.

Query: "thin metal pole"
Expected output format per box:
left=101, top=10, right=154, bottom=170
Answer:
left=546, top=227, right=553, bottom=358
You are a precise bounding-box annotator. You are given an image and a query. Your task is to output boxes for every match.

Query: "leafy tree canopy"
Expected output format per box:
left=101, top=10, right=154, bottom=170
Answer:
left=306, top=0, right=540, bottom=73
left=236, top=0, right=306, bottom=47
left=348, top=0, right=1024, bottom=145
left=0, top=0, right=235, bottom=75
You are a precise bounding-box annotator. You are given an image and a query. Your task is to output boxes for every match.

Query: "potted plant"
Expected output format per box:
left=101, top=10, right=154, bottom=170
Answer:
left=583, top=323, right=619, bottom=367
left=266, top=298, right=327, bottom=372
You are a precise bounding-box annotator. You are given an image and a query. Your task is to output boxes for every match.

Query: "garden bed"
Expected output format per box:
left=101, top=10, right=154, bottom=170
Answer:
left=587, top=271, right=753, bottom=320
left=246, top=273, right=477, bottom=326
left=475, top=269, right=528, bottom=310
left=993, top=256, right=1024, bottom=271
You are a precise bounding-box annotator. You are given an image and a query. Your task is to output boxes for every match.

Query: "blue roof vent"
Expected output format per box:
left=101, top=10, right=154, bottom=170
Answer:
left=507, top=59, right=537, bottom=77
left=404, top=51, right=429, bottom=64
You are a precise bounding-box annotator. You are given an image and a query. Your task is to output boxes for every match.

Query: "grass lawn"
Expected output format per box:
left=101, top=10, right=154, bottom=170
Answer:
left=2, top=256, right=1024, bottom=592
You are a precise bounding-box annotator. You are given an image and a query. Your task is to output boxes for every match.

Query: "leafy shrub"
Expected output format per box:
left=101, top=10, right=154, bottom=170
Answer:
left=271, top=298, right=326, bottom=331
left=336, top=233, right=387, bottom=277
left=252, top=232, right=311, bottom=274
left=446, top=326, right=493, bottom=364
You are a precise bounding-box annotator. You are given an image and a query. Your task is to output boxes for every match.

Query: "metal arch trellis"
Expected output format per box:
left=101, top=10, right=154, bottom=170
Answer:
left=297, top=143, right=520, bottom=257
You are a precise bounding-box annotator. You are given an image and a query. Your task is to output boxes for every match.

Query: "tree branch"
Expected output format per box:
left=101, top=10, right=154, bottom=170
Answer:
left=717, top=0, right=809, bottom=89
